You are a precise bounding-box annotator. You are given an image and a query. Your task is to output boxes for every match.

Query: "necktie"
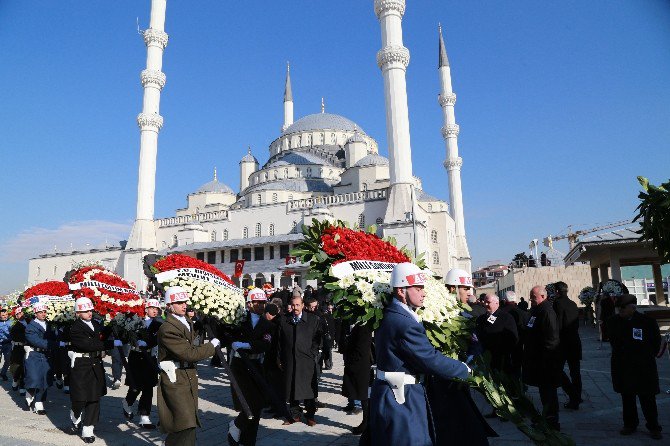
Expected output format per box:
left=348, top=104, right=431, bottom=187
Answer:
left=293, top=316, right=299, bottom=324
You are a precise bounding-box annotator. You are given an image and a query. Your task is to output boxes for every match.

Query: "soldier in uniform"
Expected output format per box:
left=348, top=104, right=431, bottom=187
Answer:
left=122, top=298, right=163, bottom=429
left=24, top=301, right=55, bottom=414
left=9, top=306, right=29, bottom=394
left=53, top=323, right=71, bottom=393
left=370, top=263, right=470, bottom=446
left=157, top=286, right=220, bottom=446
left=0, top=307, right=11, bottom=381
left=226, top=288, right=274, bottom=446
left=607, top=294, right=662, bottom=440
left=69, top=297, right=110, bottom=443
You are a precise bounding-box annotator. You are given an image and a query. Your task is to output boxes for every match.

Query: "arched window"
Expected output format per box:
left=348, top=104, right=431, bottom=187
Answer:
left=376, top=217, right=383, bottom=225
left=36, top=266, right=40, bottom=277
left=53, top=265, right=58, bottom=275
left=362, top=182, right=368, bottom=191
left=255, top=223, right=261, bottom=238
left=273, top=170, right=278, bottom=179
left=172, top=235, right=178, bottom=247
left=296, top=168, right=301, bottom=178
left=210, top=231, right=217, bottom=242
left=284, top=168, right=289, bottom=178
left=269, top=224, right=275, bottom=236
left=428, top=203, right=433, bottom=212
left=432, top=251, right=440, bottom=265
left=431, top=230, right=438, bottom=244
left=358, top=213, right=365, bottom=229
left=256, top=194, right=262, bottom=205
left=291, top=221, right=298, bottom=234
left=306, top=167, right=312, bottom=177
left=264, top=172, right=268, bottom=181
left=223, top=229, right=229, bottom=241
left=272, top=193, right=278, bottom=203
left=331, top=133, right=336, bottom=143
left=243, top=227, right=249, bottom=238
left=288, top=194, right=293, bottom=201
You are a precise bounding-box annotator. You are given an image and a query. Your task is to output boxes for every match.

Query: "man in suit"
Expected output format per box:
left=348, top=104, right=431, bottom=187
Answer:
left=69, top=297, right=110, bottom=443
left=122, top=299, right=163, bottom=429
left=553, top=281, right=582, bottom=410
left=278, top=294, right=322, bottom=426
left=9, top=306, right=29, bottom=394
left=226, top=288, right=275, bottom=446
left=157, top=286, right=220, bottom=446
left=24, top=302, right=56, bottom=415
left=370, top=263, right=470, bottom=446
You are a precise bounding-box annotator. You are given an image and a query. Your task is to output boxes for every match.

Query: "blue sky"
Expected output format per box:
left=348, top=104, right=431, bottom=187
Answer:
left=1, top=1, right=669, bottom=293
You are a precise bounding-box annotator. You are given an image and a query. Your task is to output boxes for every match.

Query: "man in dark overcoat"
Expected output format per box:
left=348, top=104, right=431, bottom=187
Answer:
left=607, top=294, right=662, bottom=440
left=53, top=323, right=71, bottom=393
left=499, top=291, right=528, bottom=381
left=522, top=285, right=561, bottom=430
left=476, top=293, right=518, bottom=374
left=123, top=298, right=163, bottom=429
left=553, top=281, right=582, bottom=410
left=157, top=286, right=219, bottom=446
left=69, top=297, right=110, bottom=443
left=341, top=322, right=372, bottom=435
left=24, top=302, right=56, bottom=415
left=9, top=306, right=29, bottom=394
left=278, top=295, right=322, bottom=425
left=226, top=288, right=275, bottom=446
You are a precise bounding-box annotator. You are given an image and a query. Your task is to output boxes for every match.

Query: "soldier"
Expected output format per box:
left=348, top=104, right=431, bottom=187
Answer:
left=122, top=298, right=163, bottom=429
left=370, top=263, right=470, bottom=445
left=226, top=288, right=274, bottom=446
left=24, top=301, right=56, bottom=414
left=0, top=307, right=11, bottom=382
left=607, top=294, right=662, bottom=440
left=445, top=268, right=474, bottom=305
left=69, top=297, right=109, bottom=443
left=157, top=286, right=220, bottom=446
left=9, top=306, right=29, bottom=394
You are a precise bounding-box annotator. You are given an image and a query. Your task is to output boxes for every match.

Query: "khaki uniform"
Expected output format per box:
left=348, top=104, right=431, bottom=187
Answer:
left=157, top=314, right=214, bottom=434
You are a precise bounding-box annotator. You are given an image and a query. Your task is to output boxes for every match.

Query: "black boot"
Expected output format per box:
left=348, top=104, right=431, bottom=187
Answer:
left=351, top=399, right=369, bottom=435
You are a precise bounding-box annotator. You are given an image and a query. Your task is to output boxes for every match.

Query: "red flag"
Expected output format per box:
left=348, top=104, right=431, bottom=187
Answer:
left=234, top=260, right=245, bottom=278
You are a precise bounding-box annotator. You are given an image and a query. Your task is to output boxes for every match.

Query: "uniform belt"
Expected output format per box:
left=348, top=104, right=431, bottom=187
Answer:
left=11, top=342, right=24, bottom=347
left=60, top=342, right=71, bottom=346
left=130, top=346, right=150, bottom=353
left=376, top=370, right=424, bottom=405
left=377, top=370, right=424, bottom=385
left=173, top=360, right=195, bottom=369
left=76, top=351, right=102, bottom=358
left=31, top=347, right=48, bottom=353
left=232, top=351, right=263, bottom=360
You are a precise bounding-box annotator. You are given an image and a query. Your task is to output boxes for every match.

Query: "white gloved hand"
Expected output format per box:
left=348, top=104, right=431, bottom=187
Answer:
left=59, top=341, right=66, bottom=347
left=113, top=340, right=123, bottom=347
left=210, top=338, right=220, bottom=348
left=231, top=341, right=250, bottom=351
left=137, top=340, right=147, bottom=347
left=464, top=362, right=472, bottom=375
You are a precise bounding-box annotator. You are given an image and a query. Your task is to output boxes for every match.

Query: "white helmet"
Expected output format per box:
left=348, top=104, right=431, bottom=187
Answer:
left=390, top=263, right=428, bottom=288
left=74, top=297, right=94, bottom=312
left=445, top=268, right=472, bottom=287
left=246, top=288, right=268, bottom=303
left=32, top=302, right=48, bottom=313
left=145, top=299, right=161, bottom=309
left=164, top=286, right=190, bottom=305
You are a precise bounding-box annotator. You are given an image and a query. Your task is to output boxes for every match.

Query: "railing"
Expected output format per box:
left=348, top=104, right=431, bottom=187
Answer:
left=157, top=210, right=229, bottom=227
left=287, top=188, right=388, bottom=212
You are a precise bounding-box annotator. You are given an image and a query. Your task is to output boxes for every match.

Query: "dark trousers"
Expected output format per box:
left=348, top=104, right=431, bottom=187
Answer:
left=560, top=357, right=582, bottom=403
left=538, top=385, right=559, bottom=426
left=110, top=347, right=123, bottom=381
left=234, top=412, right=261, bottom=446
left=621, top=393, right=661, bottom=431
left=289, top=398, right=316, bottom=419
left=166, top=427, right=196, bottom=446
left=72, top=400, right=100, bottom=426
left=126, top=386, right=154, bottom=415
left=0, top=343, right=11, bottom=375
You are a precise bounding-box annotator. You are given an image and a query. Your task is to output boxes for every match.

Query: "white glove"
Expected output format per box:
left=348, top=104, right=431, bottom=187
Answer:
left=231, top=341, right=250, bottom=351
left=113, top=340, right=123, bottom=347
left=464, top=362, right=472, bottom=375
left=59, top=341, right=66, bottom=347
left=210, top=338, right=220, bottom=348
left=137, top=340, right=147, bottom=347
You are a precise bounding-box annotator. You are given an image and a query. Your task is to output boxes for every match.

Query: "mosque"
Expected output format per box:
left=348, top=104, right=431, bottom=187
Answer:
left=28, top=0, right=471, bottom=291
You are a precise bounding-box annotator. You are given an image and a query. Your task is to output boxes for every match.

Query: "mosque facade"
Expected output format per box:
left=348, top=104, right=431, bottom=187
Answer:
left=28, top=0, right=471, bottom=291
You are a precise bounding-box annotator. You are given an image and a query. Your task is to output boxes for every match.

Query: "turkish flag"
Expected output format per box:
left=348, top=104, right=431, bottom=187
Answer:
left=234, top=260, right=245, bottom=278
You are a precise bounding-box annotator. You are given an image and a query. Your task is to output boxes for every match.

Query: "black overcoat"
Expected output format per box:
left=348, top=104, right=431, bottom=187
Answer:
left=341, top=323, right=372, bottom=401
left=69, top=318, right=108, bottom=402
left=53, top=324, right=71, bottom=377
left=607, top=311, right=661, bottom=395
left=9, top=320, right=27, bottom=367
left=521, top=300, right=561, bottom=387
left=475, top=308, right=518, bottom=373
left=126, top=318, right=162, bottom=389
left=553, top=295, right=582, bottom=361
left=278, top=312, right=321, bottom=401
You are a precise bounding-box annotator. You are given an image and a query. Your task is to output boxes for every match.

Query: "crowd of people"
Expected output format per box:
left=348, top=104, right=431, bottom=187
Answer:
left=0, top=265, right=665, bottom=445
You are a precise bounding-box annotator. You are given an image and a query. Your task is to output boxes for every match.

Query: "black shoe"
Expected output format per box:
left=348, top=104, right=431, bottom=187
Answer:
left=139, top=422, right=155, bottom=430
left=343, top=403, right=355, bottom=412
left=0, top=374, right=7, bottom=381
left=563, top=401, right=579, bottom=410
left=36, top=409, right=46, bottom=415
left=11, top=384, right=18, bottom=391
left=484, top=411, right=497, bottom=419
left=315, top=400, right=325, bottom=409
left=82, top=436, right=95, bottom=444
left=347, top=406, right=363, bottom=415
left=227, top=433, right=240, bottom=446
left=351, top=422, right=367, bottom=435
left=650, top=430, right=663, bottom=440
left=619, top=426, right=636, bottom=435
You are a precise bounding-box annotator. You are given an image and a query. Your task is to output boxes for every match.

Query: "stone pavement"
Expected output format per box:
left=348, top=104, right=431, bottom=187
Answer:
left=0, top=324, right=668, bottom=445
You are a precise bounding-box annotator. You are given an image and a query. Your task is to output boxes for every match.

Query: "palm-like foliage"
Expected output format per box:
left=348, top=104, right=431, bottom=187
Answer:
left=634, top=177, right=670, bottom=262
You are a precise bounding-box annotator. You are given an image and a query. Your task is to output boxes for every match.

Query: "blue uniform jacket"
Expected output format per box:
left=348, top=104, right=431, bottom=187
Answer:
left=370, top=300, right=469, bottom=446
left=24, top=320, right=55, bottom=389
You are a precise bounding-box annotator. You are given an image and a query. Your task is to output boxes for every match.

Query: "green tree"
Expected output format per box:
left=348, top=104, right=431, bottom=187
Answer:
left=634, top=176, right=670, bottom=262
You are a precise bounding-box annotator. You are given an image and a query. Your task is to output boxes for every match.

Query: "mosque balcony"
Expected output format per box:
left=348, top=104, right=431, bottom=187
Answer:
left=287, top=188, right=388, bottom=212
left=157, top=210, right=229, bottom=227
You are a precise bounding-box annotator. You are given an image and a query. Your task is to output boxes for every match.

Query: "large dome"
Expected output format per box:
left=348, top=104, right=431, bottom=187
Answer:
left=282, top=113, right=365, bottom=136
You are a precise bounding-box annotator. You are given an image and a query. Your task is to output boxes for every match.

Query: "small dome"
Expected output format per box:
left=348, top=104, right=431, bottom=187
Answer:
left=353, top=154, right=389, bottom=168
left=240, top=148, right=258, bottom=163
left=196, top=179, right=235, bottom=194
left=282, top=113, right=365, bottom=136
left=346, top=133, right=367, bottom=144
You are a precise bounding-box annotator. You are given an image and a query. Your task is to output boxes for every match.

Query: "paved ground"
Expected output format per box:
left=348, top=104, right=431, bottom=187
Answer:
left=0, top=324, right=668, bottom=445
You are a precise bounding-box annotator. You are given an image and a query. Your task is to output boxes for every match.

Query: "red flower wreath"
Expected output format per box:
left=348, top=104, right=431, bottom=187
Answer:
left=67, top=265, right=143, bottom=319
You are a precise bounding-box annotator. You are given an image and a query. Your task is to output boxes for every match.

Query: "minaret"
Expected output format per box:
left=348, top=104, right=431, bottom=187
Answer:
left=126, top=0, right=168, bottom=251
left=375, top=0, right=416, bottom=245
left=282, top=62, right=293, bottom=132
left=438, top=25, right=471, bottom=265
